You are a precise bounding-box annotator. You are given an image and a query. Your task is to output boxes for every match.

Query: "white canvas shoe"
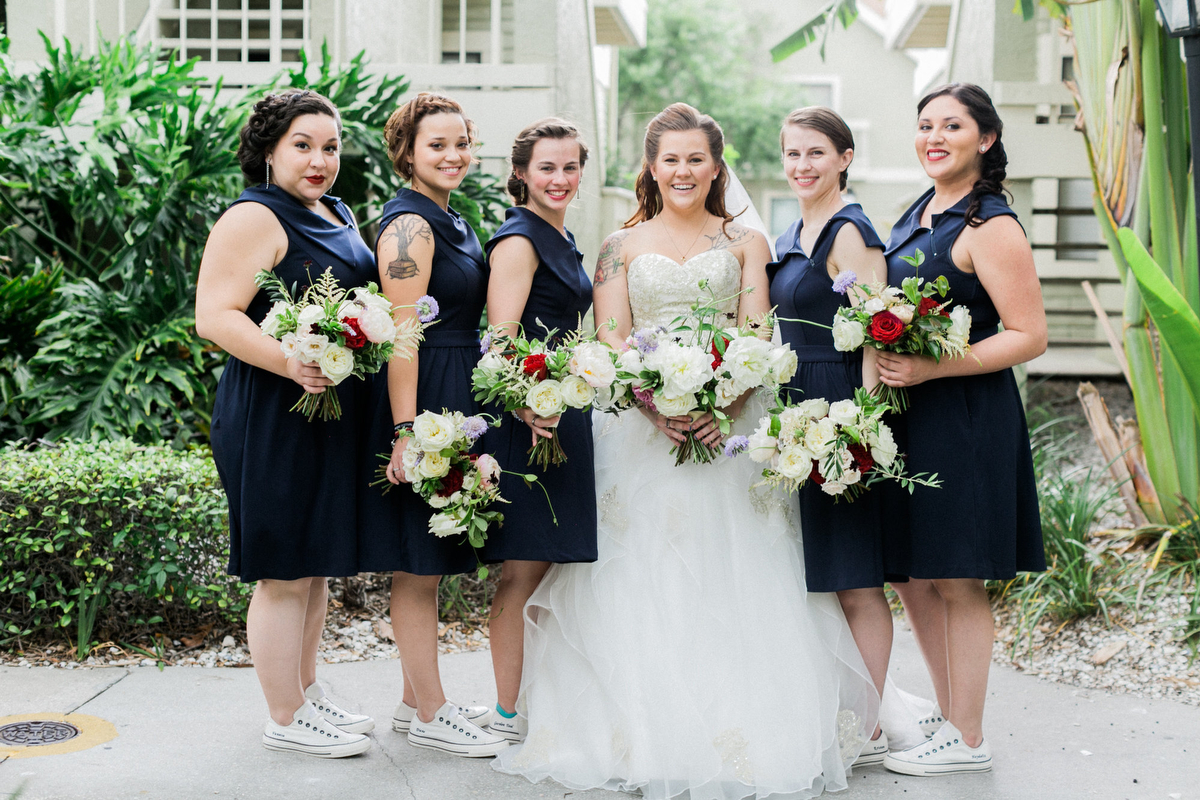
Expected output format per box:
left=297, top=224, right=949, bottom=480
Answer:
left=917, top=707, right=947, bottom=738
left=407, top=702, right=509, bottom=757
left=262, top=701, right=372, bottom=758
left=883, top=722, right=992, bottom=776
left=486, top=711, right=527, bottom=742
left=305, top=681, right=375, bottom=734
left=852, top=730, right=888, bottom=767
left=392, top=700, right=492, bottom=732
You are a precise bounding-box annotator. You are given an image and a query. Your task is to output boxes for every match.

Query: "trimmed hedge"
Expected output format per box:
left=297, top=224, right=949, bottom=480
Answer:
left=0, top=440, right=250, bottom=646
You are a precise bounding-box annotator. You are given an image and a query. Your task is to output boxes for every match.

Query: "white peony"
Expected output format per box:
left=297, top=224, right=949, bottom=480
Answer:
left=560, top=375, right=596, bottom=409
left=412, top=412, right=457, bottom=451
left=354, top=287, right=393, bottom=313
left=721, top=336, right=774, bottom=390
left=891, top=304, right=915, bottom=324
left=526, top=379, right=567, bottom=418
left=357, top=305, right=397, bottom=344
left=336, top=299, right=362, bottom=320
left=296, top=304, right=325, bottom=330
left=776, top=447, right=815, bottom=479
left=654, top=344, right=712, bottom=399
left=569, top=342, right=618, bottom=388
left=747, top=422, right=777, bottom=463
left=766, top=345, right=798, bottom=384
left=318, top=345, right=356, bottom=385
left=831, top=318, right=866, bottom=352
left=260, top=301, right=291, bottom=338
left=593, top=383, right=631, bottom=411
left=868, top=423, right=898, bottom=467
left=863, top=297, right=886, bottom=315
left=827, top=399, right=860, bottom=427
left=616, top=349, right=643, bottom=375
left=794, top=398, right=831, bottom=420
left=417, top=451, right=451, bottom=480
left=948, top=305, right=972, bottom=343
left=475, top=351, right=508, bottom=383
left=429, top=512, right=467, bottom=538
left=654, top=392, right=698, bottom=417
left=279, top=332, right=300, bottom=359
left=713, top=379, right=742, bottom=408
left=296, top=333, right=331, bottom=364
left=804, top=417, right=839, bottom=458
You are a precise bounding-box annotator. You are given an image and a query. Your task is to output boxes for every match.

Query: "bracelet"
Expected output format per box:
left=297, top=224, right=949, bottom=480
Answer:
left=391, top=421, right=414, bottom=448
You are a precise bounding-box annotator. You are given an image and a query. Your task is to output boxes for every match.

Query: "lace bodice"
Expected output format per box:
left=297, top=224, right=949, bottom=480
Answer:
left=626, top=250, right=742, bottom=331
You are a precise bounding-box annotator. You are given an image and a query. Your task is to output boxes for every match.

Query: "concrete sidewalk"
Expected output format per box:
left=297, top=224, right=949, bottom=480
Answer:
left=1, top=628, right=1197, bottom=800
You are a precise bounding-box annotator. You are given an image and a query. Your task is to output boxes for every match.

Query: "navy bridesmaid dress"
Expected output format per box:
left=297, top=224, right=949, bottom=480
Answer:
left=769, top=204, right=893, bottom=592
left=883, top=187, right=1044, bottom=580
left=210, top=184, right=377, bottom=583
left=478, top=207, right=598, bottom=564
left=358, top=187, right=488, bottom=576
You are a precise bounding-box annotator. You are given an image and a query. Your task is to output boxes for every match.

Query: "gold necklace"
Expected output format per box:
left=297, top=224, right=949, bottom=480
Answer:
left=662, top=216, right=710, bottom=263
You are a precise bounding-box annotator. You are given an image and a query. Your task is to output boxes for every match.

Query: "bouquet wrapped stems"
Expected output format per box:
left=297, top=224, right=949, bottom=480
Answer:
left=528, top=424, right=567, bottom=469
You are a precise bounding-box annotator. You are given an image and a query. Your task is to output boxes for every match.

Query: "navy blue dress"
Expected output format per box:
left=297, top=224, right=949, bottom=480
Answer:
left=882, top=188, right=1044, bottom=580
left=210, top=185, right=377, bottom=583
left=478, top=207, right=598, bottom=564
left=769, top=204, right=893, bottom=592
left=358, top=188, right=488, bottom=576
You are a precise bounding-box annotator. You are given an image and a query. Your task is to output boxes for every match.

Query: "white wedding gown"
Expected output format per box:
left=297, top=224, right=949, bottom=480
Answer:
left=492, top=249, right=880, bottom=800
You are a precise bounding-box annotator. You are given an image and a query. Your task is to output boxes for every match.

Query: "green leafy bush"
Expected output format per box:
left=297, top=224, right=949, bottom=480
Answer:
left=0, top=439, right=251, bottom=652
left=0, top=262, right=61, bottom=440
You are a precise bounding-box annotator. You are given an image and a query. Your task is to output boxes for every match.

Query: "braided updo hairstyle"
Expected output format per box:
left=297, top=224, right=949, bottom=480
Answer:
left=917, top=83, right=1008, bottom=227
left=382, top=92, right=478, bottom=183
left=507, top=118, right=589, bottom=205
left=237, top=89, right=341, bottom=185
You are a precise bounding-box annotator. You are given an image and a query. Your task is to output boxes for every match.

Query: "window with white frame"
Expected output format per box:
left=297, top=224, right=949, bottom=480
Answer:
left=156, top=0, right=308, bottom=64
left=441, top=0, right=513, bottom=64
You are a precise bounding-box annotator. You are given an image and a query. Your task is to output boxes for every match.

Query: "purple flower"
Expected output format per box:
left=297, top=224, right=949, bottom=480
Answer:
left=832, top=271, right=858, bottom=295
left=632, top=386, right=658, bottom=413
left=629, top=325, right=666, bottom=355
left=416, top=295, right=439, bottom=323
left=724, top=435, right=749, bottom=458
left=460, top=415, right=489, bottom=441
left=479, top=330, right=492, bottom=354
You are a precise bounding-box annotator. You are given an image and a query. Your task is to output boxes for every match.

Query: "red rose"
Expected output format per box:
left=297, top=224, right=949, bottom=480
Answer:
left=917, top=297, right=943, bottom=317
left=437, top=467, right=465, bottom=498
left=710, top=334, right=731, bottom=370
left=848, top=443, right=874, bottom=474
left=808, top=460, right=825, bottom=485
left=340, top=317, right=367, bottom=349
left=867, top=311, right=905, bottom=344
left=522, top=353, right=549, bottom=381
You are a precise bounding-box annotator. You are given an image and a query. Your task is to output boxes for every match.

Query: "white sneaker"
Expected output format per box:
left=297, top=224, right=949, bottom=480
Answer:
left=262, top=701, right=372, bottom=758
left=853, top=730, right=888, bottom=767
left=486, top=711, right=527, bottom=742
left=918, top=707, right=947, bottom=738
left=883, top=722, right=992, bottom=776
left=407, top=702, right=509, bottom=757
left=305, top=681, right=375, bottom=734
left=392, top=699, right=492, bottom=732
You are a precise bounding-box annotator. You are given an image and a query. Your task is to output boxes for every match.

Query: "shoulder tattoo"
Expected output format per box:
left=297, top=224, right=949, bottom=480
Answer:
left=705, top=224, right=752, bottom=252
left=593, top=231, right=630, bottom=287
left=382, top=215, right=433, bottom=280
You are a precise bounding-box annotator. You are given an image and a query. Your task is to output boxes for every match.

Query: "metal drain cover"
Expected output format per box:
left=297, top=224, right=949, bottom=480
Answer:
left=0, top=720, right=81, bottom=746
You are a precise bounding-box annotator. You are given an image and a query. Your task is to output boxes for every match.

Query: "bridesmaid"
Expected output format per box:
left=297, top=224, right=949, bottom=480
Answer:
left=767, top=106, right=892, bottom=766
left=196, top=89, right=374, bottom=757
left=369, top=91, right=507, bottom=757
left=876, top=83, right=1046, bottom=776
left=478, top=118, right=598, bottom=742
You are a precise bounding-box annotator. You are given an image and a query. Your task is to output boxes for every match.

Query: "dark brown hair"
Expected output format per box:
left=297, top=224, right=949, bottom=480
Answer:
left=507, top=117, right=590, bottom=205
left=237, top=89, right=341, bottom=185
left=917, top=82, right=1008, bottom=227
left=382, top=92, right=478, bottom=183
left=624, top=103, right=733, bottom=231
left=780, top=106, right=855, bottom=191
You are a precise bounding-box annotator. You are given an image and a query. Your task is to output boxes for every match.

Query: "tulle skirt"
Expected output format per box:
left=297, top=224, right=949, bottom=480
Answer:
left=492, top=394, right=880, bottom=799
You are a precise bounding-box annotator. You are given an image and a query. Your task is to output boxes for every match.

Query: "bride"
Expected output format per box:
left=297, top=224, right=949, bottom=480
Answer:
left=492, top=103, right=879, bottom=799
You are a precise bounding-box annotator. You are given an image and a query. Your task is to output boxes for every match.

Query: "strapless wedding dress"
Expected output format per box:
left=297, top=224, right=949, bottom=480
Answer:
left=492, top=249, right=879, bottom=800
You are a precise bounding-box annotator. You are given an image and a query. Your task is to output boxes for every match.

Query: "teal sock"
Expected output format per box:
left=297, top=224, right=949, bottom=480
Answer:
left=495, top=703, right=517, bottom=719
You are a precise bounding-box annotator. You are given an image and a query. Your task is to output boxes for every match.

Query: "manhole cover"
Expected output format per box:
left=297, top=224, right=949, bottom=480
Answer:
left=0, top=720, right=81, bottom=746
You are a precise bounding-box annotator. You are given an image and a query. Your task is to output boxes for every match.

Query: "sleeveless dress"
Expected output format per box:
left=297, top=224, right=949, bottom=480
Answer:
left=493, top=249, right=878, bottom=800
left=209, top=185, right=377, bottom=583
left=478, top=207, right=598, bottom=564
left=769, top=204, right=893, bottom=593
left=357, top=187, right=488, bottom=576
left=882, top=188, right=1044, bottom=580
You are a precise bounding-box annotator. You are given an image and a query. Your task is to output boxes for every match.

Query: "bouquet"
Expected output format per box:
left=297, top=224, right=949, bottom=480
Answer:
left=737, top=387, right=941, bottom=501
left=373, top=409, right=552, bottom=579
left=607, top=282, right=798, bottom=465
left=472, top=325, right=614, bottom=468
left=828, top=249, right=973, bottom=411
left=255, top=267, right=438, bottom=421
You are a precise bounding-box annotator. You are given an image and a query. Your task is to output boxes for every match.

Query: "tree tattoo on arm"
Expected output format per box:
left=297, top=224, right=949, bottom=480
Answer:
left=382, top=215, right=433, bottom=280
left=593, top=231, right=629, bottom=287
left=704, top=224, right=752, bottom=252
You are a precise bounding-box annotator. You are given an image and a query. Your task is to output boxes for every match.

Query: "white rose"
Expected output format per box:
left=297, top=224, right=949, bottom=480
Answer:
left=721, top=336, right=774, bottom=390
left=279, top=332, right=300, bottom=359
left=869, top=423, right=898, bottom=467
left=804, top=417, right=839, bottom=458
left=401, top=443, right=422, bottom=482
left=794, top=398, right=831, bottom=420
left=747, top=421, right=778, bottom=463
left=657, top=345, right=712, bottom=398
left=776, top=447, right=814, bottom=479
left=883, top=285, right=905, bottom=300
left=560, top=375, right=597, bottom=409
left=766, top=345, right=798, bottom=384
left=831, top=318, right=866, bottom=352
left=318, top=345, right=356, bottom=385
left=260, top=301, right=291, bottom=338
left=713, top=379, right=742, bottom=408
left=353, top=287, right=393, bottom=313
left=417, top=451, right=451, bottom=479
left=526, top=380, right=567, bottom=418
left=569, top=342, right=618, bottom=389
left=428, top=512, right=466, bottom=538
left=827, top=399, right=860, bottom=428
left=412, top=412, right=456, bottom=451
left=949, top=305, right=972, bottom=342
left=428, top=494, right=451, bottom=509
left=593, top=383, right=631, bottom=411
left=891, top=304, right=915, bottom=325
left=654, top=392, right=698, bottom=417
left=820, top=480, right=848, bottom=496
left=863, top=297, right=886, bottom=315
left=296, top=333, right=331, bottom=364
left=357, top=305, right=397, bottom=344
left=476, top=351, right=508, bottom=382
left=616, top=349, right=643, bottom=375
left=296, top=304, right=325, bottom=330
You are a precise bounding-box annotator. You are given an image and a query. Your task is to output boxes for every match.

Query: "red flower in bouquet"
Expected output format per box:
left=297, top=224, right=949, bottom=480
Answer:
left=437, top=467, right=465, bottom=498
left=341, top=317, right=367, bottom=349
left=917, top=297, right=944, bottom=317
left=710, top=334, right=731, bottom=370
left=867, top=311, right=905, bottom=344
left=522, top=353, right=549, bottom=380
left=809, top=460, right=825, bottom=485
left=848, top=443, right=874, bottom=474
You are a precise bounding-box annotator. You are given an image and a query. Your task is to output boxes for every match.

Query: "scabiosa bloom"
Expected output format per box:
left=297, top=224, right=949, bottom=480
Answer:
left=629, top=325, right=667, bottom=355
left=832, top=271, right=858, bottom=295
left=479, top=330, right=492, bottom=354
left=416, top=295, right=439, bottom=323
left=724, top=435, right=750, bottom=458
left=460, top=415, right=489, bottom=441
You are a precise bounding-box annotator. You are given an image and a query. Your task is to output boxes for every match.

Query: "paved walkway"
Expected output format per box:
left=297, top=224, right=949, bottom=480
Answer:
left=2, top=628, right=1198, bottom=799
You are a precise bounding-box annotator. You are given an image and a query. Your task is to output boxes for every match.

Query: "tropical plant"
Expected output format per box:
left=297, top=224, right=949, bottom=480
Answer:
left=0, top=261, right=61, bottom=440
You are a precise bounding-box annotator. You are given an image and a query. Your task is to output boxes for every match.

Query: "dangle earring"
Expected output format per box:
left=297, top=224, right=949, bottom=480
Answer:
left=266, top=159, right=272, bottom=186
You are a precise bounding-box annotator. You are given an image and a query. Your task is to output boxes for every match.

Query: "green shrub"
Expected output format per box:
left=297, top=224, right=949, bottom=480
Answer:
left=0, top=439, right=251, bottom=653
